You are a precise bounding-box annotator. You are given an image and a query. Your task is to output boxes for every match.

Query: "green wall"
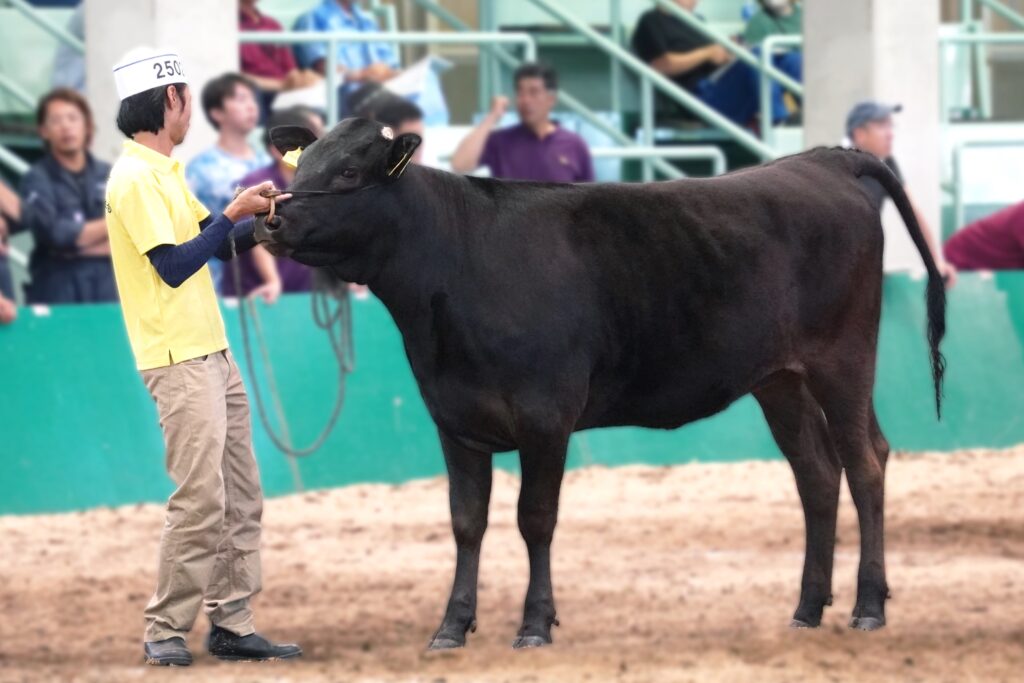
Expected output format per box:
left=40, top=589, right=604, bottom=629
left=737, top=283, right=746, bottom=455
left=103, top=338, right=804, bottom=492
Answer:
left=3, top=273, right=1024, bottom=516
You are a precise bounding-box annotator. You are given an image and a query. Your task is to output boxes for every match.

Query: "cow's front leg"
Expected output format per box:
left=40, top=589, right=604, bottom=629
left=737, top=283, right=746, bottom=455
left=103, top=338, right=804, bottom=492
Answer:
left=513, top=432, right=569, bottom=649
left=428, top=433, right=493, bottom=650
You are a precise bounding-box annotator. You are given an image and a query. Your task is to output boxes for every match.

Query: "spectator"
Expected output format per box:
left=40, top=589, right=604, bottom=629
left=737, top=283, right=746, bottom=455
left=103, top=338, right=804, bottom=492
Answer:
left=743, top=0, right=803, bottom=47
left=451, top=63, right=594, bottom=183
left=20, top=88, right=117, bottom=304
left=239, top=0, right=320, bottom=121
left=226, top=107, right=322, bottom=301
left=0, top=181, right=20, bottom=324
left=185, top=74, right=270, bottom=290
left=846, top=101, right=957, bottom=287
left=293, top=1, right=399, bottom=93
left=944, top=202, right=1024, bottom=271
left=351, top=85, right=426, bottom=165
left=632, top=0, right=798, bottom=127
left=292, top=1, right=449, bottom=124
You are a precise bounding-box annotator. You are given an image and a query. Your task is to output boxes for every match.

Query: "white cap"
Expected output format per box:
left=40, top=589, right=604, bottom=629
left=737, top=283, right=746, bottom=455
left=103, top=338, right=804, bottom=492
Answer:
left=112, top=47, right=188, bottom=100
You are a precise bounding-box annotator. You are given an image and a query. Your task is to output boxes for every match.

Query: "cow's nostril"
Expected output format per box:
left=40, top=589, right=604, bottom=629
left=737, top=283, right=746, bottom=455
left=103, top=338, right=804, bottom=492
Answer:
left=265, top=215, right=282, bottom=231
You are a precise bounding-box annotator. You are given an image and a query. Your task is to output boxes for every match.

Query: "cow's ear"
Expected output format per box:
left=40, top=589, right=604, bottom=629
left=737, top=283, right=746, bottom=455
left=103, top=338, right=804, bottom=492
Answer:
left=270, top=126, right=318, bottom=155
left=385, top=133, right=421, bottom=181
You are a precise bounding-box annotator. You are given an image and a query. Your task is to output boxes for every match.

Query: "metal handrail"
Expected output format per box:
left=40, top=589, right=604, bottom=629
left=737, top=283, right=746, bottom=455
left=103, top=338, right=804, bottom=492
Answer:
left=4, top=0, right=84, bottom=53
left=940, top=30, right=1024, bottom=121
left=951, top=139, right=1024, bottom=229
left=240, top=30, right=537, bottom=127
left=523, top=0, right=777, bottom=160
left=0, top=72, right=35, bottom=110
left=978, top=0, right=1024, bottom=30
left=759, top=34, right=803, bottom=147
left=412, top=0, right=684, bottom=180
left=652, top=0, right=803, bottom=97
left=0, top=144, right=29, bottom=175
left=590, top=145, right=727, bottom=176
left=438, top=145, right=727, bottom=178
left=941, top=30, right=1024, bottom=44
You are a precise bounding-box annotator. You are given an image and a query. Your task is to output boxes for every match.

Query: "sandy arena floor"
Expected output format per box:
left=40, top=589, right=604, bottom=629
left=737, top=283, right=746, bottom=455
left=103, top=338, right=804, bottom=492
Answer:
left=1, top=447, right=1023, bottom=683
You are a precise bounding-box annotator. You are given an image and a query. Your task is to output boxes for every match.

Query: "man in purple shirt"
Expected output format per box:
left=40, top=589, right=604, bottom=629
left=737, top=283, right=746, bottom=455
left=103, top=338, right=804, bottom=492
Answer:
left=451, top=63, right=594, bottom=183
left=227, top=107, right=322, bottom=301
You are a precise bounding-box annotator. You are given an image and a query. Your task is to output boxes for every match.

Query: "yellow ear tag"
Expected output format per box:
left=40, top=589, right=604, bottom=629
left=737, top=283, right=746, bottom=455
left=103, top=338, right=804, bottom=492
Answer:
left=282, top=147, right=304, bottom=168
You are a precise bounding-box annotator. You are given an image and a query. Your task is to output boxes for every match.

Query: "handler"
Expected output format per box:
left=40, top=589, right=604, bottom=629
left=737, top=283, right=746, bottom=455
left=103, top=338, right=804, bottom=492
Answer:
left=105, top=47, right=301, bottom=667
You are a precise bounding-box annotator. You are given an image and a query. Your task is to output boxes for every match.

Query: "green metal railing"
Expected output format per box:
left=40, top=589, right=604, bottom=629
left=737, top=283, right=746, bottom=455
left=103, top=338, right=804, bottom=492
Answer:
left=4, top=0, right=83, bottom=53
left=0, top=142, right=29, bottom=176
left=759, top=34, right=803, bottom=148
left=523, top=0, right=777, bottom=160
left=0, top=72, right=35, bottom=111
left=590, top=145, right=727, bottom=176
left=967, top=0, right=1024, bottom=30
left=951, top=139, right=1024, bottom=229
left=940, top=30, right=1024, bottom=122
left=414, top=0, right=685, bottom=180
left=240, top=30, right=537, bottom=127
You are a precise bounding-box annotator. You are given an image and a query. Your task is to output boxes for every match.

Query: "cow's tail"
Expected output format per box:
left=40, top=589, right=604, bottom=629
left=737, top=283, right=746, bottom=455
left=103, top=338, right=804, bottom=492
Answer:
left=845, top=149, right=947, bottom=419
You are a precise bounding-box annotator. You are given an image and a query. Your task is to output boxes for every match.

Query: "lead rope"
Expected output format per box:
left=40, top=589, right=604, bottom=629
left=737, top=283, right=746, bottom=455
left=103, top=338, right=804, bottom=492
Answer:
left=229, top=224, right=355, bottom=486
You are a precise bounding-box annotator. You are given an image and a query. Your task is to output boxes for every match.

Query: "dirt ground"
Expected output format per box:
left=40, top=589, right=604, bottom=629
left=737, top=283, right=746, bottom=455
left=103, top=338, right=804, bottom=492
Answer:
left=1, top=447, right=1023, bottom=683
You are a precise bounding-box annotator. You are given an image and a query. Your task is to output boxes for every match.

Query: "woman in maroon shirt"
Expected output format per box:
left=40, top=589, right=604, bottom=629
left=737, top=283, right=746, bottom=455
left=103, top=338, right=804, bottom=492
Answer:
left=239, top=0, right=320, bottom=118
left=945, top=201, right=1024, bottom=271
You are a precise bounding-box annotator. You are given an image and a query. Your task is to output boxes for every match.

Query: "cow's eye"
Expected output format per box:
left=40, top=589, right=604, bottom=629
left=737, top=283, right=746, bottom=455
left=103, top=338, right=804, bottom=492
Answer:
left=341, top=168, right=358, bottom=179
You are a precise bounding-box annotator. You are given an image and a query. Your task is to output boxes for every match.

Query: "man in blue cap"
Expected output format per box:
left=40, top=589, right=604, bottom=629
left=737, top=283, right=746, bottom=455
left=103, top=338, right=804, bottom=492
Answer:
left=846, top=101, right=957, bottom=287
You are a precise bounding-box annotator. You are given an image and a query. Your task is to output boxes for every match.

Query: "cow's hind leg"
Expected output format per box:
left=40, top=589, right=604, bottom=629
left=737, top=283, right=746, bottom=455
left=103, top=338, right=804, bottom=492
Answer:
left=513, top=431, right=569, bottom=649
left=428, top=433, right=493, bottom=650
left=754, top=371, right=842, bottom=628
left=806, top=360, right=889, bottom=631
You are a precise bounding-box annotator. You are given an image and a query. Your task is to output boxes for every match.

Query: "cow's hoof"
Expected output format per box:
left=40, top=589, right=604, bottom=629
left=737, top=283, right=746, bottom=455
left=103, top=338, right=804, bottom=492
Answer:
left=512, top=635, right=551, bottom=649
left=849, top=616, right=885, bottom=631
left=789, top=618, right=818, bottom=629
left=426, top=637, right=464, bottom=651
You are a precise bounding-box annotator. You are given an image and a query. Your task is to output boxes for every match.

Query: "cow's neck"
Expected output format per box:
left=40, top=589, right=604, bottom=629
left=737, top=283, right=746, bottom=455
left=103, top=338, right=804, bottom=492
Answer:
left=368, top=166, right=489, bottom=333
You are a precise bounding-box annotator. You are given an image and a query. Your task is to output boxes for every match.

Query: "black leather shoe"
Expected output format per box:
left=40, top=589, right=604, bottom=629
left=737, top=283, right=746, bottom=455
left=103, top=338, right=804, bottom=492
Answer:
left=144, top=637, right=193, bottom=666
left=206, top=625, right=302, bottom=662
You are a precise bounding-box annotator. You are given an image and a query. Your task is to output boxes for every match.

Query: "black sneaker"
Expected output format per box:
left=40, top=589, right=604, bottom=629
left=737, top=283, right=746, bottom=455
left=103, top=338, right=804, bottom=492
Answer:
left=206, top=625, right=302, bottom=662
left=144, top=637, right=193, bottom=666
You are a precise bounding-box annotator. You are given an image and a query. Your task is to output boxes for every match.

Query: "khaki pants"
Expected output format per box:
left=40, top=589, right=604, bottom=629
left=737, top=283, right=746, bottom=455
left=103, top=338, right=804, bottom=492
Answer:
left=141, top=349, right=263, bottom=642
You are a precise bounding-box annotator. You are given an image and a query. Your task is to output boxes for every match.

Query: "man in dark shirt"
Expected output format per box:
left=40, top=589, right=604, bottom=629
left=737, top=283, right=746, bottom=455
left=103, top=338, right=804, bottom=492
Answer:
left=20, top=88, right=116, bottom=304
left=846, top=101, right=956, bottom=287
left=632, top=0, right=799, bottom=126
left=451, top=63, right=595, bottom=183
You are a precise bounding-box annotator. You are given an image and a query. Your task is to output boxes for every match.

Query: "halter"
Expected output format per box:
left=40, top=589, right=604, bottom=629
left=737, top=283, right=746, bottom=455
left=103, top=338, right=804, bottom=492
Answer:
left=254, top=150, right=414, bottom=224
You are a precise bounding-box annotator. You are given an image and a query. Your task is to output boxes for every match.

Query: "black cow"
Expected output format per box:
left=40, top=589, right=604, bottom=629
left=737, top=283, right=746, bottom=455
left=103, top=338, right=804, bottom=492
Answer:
left=256, top=118, right=946, bottom=649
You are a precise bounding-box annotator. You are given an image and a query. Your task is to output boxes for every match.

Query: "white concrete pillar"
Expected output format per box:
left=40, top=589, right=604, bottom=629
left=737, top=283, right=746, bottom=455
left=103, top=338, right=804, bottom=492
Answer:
left=85, top=0, right=238, bottom=166
left=804, top=0, right=942, bottom=272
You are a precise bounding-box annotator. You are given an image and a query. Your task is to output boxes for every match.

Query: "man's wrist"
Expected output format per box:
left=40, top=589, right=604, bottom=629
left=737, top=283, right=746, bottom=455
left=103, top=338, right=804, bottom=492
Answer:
left=222, top=207, right=241, bottom=223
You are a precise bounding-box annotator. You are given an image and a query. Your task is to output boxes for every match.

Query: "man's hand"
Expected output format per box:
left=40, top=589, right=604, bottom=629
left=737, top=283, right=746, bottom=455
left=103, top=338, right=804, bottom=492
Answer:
left=706, top=44, right=732, bottom=66
left=225, top=182, right=291, bottom=222
left=940, top=261, right=958, bottom=289
left=0, top=295, right=16, bottom=325
left=249, top=278, right=283, bottom=305
left=488, top=95, right=510, bottom=122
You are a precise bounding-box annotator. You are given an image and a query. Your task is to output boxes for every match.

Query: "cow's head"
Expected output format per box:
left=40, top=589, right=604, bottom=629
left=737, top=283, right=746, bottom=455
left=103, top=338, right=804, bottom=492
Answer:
left=256, top=117, right=421, bottom=271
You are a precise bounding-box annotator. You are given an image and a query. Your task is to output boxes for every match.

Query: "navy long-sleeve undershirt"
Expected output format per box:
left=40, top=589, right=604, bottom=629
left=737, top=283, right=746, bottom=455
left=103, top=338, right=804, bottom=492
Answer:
left=146, top=215, right=257, bottom=288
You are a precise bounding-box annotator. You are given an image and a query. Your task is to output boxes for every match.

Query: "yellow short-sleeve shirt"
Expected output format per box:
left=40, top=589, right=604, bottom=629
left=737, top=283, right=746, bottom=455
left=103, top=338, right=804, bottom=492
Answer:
left=106, top=140, right=228, bottom=370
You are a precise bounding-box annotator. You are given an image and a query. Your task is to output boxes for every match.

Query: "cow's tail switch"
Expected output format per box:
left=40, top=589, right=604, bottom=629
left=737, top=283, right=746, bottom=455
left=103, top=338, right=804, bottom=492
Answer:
left=847, top=149, right=947, bottom=420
